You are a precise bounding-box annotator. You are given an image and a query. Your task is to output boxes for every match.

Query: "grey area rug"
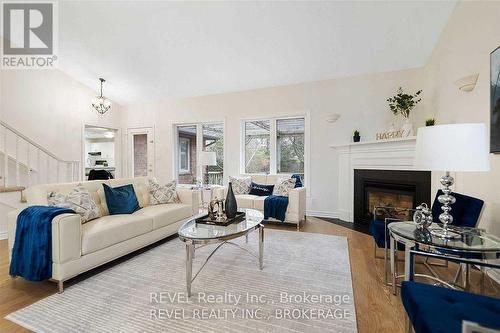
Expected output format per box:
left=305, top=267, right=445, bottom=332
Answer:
left=6, top=230, right=357, bottom=333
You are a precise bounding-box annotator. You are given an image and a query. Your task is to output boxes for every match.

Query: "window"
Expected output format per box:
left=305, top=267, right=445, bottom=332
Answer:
left=202, top=123, right=224, bottom=186
left=179, top=137, right=190, bottom=173
left=276, top=118, right=305, bottom=177
left=244, top=120, right=270, bottom=174
left=175, top=123, right=224, bottom=185
left=242, top=117, right=305, bottom=180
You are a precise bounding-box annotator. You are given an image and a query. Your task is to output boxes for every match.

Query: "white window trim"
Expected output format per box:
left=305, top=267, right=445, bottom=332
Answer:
left=178, top=137, right=191, bottom=174
left=240, top=113, right=310, bottom=191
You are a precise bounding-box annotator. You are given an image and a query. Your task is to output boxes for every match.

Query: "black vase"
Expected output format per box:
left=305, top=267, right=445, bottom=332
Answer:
left=353, top=135, right=360, bottom=142
left=225, top=182, right=237, bottom=219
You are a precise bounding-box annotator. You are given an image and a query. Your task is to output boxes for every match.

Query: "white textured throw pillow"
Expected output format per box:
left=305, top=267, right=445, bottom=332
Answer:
left=149, top=178, right=179, bottom=205
left=273, top=177, right=296, bottom=197
left=229, top=176, right=252, bottom=195
left=47, top=184, right=101, bottom=223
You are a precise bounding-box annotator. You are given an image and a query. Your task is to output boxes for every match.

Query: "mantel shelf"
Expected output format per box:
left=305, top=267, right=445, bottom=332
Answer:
left=330, top=136, right=416, bottom=148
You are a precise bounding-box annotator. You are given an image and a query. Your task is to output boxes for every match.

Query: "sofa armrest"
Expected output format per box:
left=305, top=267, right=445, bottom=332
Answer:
left=52, top=213, right=82, bottom=264
left=7, top=209, right=82, bottom=264
left=177, top=188, right=200, bottom=215
left=7, top=209, right=21, bottom=258
left=288, top=187, right=306, bottom=219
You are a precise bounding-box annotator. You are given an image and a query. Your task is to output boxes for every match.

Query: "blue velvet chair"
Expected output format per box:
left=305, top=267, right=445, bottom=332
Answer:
left=401, top=250, right=500, bottom=333
left=431, top=190, right=484, bottom=228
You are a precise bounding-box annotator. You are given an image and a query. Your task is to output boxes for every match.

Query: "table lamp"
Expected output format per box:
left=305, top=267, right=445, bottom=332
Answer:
left=199, top=151, right=217, bottom=188
left=414, top=123, right=490, bottom=238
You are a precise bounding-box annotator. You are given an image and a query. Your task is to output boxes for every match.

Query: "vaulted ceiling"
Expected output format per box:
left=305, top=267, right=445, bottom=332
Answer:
left=58, top=1, right=456, bottom=105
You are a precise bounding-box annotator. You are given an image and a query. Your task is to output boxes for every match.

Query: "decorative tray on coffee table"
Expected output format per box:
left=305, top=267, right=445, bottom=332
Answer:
left=195, top=212, right=246, bottom=226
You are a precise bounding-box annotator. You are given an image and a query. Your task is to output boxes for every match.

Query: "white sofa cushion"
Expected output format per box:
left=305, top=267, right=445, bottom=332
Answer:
left=81, top=214, right=153, bottom=255
left=134, top=203, right=192, bottom=229
left=253, top=196, right=267, bottom=211
left=235, top=194, right=258, bottom=209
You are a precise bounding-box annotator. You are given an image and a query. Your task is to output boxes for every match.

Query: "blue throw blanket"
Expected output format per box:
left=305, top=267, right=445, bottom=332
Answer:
left=264, top=195, right=289, bottom=222
left=10, top=206, right=74, bottom=281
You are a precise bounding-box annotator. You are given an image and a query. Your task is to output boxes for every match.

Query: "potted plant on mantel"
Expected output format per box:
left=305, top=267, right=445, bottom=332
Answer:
left=353, top=130, right=360, bottom=142
left=387, top=87, right=422, bottom=136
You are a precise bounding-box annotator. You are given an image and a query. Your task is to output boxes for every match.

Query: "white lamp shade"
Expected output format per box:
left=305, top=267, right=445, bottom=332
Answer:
left=200, top=151, right=217, bottom=166
left=414, top=123, right=490, bottom=172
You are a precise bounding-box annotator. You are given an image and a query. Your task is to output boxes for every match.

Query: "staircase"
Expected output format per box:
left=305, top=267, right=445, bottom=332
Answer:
left=0, top=120, right=81, bottom=239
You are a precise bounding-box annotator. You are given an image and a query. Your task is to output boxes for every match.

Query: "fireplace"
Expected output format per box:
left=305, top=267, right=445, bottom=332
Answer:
left=353, top=169, right=431, bottom=225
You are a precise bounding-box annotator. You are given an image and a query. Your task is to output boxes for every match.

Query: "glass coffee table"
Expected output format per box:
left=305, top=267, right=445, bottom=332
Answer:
left=178, top=209, right=264, bottom=297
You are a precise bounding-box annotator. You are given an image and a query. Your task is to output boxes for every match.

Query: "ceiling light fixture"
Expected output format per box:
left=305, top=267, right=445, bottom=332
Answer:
left=92, top=78, right=112, bottom=115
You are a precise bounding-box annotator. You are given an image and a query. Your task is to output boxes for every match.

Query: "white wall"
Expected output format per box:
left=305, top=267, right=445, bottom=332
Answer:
left=0, top=65, right=123, bottom=238
left=418, top=1, right=500, bottom=235
left=0, top=69, right=122, bottom=165
left=123, top=68, right=423, bottom=217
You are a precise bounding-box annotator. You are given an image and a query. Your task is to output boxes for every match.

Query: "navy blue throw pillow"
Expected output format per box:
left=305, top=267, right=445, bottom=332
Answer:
left=249, top=182, right=274, bottom=196
left=103, top=184, right=140, bottom=215
left=291, top=174, right=303, bottom=188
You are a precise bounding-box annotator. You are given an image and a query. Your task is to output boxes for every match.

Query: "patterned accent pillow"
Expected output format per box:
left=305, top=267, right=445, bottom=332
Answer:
left=273, top=177, right=297, bottom=197
left=47, top=184, right=101, bottom=223
left=149, top=178, right=179, bottom=205
left=229, top=176, right=252, bottom=195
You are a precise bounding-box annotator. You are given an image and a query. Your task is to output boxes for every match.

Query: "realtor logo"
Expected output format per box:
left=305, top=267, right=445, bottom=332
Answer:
left=1, top=1, right=58, bottom=68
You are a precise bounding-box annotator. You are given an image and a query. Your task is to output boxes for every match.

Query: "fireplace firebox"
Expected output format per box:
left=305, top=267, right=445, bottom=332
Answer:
left=353, top=169, right=431, bottom=225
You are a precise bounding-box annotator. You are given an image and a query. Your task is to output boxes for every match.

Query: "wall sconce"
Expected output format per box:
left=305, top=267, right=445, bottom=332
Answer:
left=325, top=113, right=341, bottom=123
left=454, top=73, right=479, bottom=92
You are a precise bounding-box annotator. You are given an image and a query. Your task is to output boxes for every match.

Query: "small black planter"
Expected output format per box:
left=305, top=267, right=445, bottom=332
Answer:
left=353, top=135, right=360, bottom=142
left=225, top=182, right=237, bottom=219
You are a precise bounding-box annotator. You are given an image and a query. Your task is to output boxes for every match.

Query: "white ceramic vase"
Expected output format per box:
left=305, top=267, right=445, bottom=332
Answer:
left=401, top=117, right=413, bottom=137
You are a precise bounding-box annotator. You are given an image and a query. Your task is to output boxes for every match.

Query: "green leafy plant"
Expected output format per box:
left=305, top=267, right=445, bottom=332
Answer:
left=425, top=118, right=435, bottom=126
left=353, top=130, right=360, bottom=136
left=387, top=87, right=422, bottom=118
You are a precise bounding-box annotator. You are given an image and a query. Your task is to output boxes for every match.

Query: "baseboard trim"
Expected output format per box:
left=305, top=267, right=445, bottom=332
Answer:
left=306, top=210, right=340, bottom=219
left=0, top=231, right=7, bottom=240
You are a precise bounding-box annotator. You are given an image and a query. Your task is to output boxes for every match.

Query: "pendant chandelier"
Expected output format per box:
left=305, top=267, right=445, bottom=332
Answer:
left=92, top=78, right=112, bottom=115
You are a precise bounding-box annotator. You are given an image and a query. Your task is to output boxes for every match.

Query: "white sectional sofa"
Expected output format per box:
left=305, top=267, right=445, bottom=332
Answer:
left=7, top=177, right=199, bottom=292
left=213, top=174, right=306, bottom=229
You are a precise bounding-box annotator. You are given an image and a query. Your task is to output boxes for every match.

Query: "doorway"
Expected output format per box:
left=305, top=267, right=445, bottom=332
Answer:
left=128, top=127, right=155, bottom=178
left=84, top=125, right=118, bottom=180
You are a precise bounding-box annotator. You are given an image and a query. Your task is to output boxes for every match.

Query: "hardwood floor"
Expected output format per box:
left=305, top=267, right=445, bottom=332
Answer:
left=0, top=217, right=497, bottom=333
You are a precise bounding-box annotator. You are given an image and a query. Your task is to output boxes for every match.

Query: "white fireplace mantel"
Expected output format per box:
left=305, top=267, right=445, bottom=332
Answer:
left=331, top=137, right=417, bottom=222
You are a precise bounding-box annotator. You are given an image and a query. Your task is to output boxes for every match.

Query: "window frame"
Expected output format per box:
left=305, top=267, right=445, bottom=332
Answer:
left=173, top=121, right=226, bottom=186
left=240, top=114, right=309, bottom=186
left=178, top=137, right=191, bottom=174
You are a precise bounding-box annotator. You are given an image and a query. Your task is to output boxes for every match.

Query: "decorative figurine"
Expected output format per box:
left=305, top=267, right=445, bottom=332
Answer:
left=208, top=198, right=226, bottom=222
left=413, top=203, right=433, bottom=230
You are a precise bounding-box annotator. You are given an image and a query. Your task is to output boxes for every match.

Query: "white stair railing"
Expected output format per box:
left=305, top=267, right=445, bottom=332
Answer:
left=0, top=121, right=80, bottom=189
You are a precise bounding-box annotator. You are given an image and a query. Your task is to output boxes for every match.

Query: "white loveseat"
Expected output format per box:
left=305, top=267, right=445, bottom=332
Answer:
left=7, top=177, right=199, bottom=292
left=213, top=175, right=306, bottom=229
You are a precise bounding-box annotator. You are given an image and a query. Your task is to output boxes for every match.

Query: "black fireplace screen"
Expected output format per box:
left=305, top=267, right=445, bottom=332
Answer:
left=353, top=169, right=431, bottom=225
left=367, top=187, right=414, bottom=222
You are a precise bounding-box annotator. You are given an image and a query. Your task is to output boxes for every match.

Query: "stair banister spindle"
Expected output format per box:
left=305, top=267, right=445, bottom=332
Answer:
left=56, top=160, right=60, bottom=182
left=46, top=154, right=50, bottom=183
left=3, top=126, right=8, bottom=187
left=36, top=148, right=41, bottom=185
left=27, top=143, right=31, bottom=188
left=15, top=135, right=20, bottom=187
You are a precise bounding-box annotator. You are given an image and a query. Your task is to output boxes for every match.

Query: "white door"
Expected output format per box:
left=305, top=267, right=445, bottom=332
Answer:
left=128, top=128, right=154, bottom=177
